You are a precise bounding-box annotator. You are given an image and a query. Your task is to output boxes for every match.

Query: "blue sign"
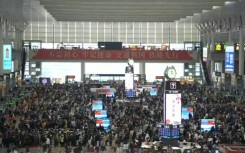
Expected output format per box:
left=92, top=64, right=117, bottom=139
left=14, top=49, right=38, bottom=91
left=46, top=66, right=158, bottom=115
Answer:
left=3, top=44, right=12, bottom=70
left=225, top=46, right=234, bottom=72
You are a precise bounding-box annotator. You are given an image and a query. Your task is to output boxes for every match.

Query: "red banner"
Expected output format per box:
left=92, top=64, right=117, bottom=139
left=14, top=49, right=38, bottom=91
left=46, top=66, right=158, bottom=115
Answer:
left=32, top=49, right=194, bottom=61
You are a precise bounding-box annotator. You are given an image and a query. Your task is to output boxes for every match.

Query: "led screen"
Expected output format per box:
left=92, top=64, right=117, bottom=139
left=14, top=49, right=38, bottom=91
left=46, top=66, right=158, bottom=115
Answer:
left=95, top=110, right=107, bottom=118
left=160, top=127, right=179, bottom=139
left=126, top=90, right=136, bottom=97
left=201, top=119, right=215, bottom=132
left=96, top=118, right=110, bottom=129
left=3, top=44, right=12, bottom=70
left=165, top=94, right=182, bottom=125
left=106, top=91, right=115, bottom=97
left=39, top=77, right=51, bottom=84
left=182, top=108, right=194, bottom=120
left=92, top=100, right=103, bottom=110
left=150, top=88, right=158, bottom=96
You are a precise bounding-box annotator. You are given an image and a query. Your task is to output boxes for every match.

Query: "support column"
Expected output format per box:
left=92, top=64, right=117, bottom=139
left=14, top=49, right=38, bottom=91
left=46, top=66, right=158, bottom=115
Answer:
left=14, top=30, right=23, bottom=50
left=14, top=59, right=19, bottom=72
left=139, top=62, right=146, bottom=84
left=207, top=33, right=215, bottom=75
left=239, top=28, right=244, bottom=75
left=81, top=61, right=85, bottom=82
left=228, top=30, right=232, bottom=42
left=218, top=61, right=223, bottom=73
left=139, top=62, right=145, bottom=75
left=211, top=60, right=215, bottom=74
left=211, top=33, right=215, bottom=52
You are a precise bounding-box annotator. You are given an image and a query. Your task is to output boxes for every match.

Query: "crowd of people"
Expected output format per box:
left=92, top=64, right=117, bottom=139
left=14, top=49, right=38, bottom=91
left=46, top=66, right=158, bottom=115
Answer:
left=0, top=81, right=244, bottom=153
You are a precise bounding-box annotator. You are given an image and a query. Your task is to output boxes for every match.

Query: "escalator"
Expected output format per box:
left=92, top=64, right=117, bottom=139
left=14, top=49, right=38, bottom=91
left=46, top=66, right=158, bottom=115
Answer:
left=20, top=48, right=26, bottom=80
left=199, top=51, right=211, bottom=85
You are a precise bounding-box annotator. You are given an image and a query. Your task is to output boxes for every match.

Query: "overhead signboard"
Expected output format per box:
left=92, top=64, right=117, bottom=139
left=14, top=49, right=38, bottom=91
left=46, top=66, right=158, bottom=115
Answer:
left=32, top=49, right=194, bottom=61
left=225, top=45, right=235, bottom=73
left=165, top=81, right=181, bottom=91
left=215, top=43, right=224, bottom=52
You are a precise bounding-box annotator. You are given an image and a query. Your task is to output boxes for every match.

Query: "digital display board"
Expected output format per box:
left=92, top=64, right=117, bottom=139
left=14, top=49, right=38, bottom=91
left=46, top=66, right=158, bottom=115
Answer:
left=95, top=110, right=107, bottom=118
left=92, top=100, right=103, bottom=110
left=150, top=88, right=158, bottom=96
left=160, top=125, right=180, bottom=139
left=3, top=44, right=12, bottom=70
left=182, top=108, right=194, bottom=120
left=165, top=94, right=182, bottom=125
left=96, top=118, right=110, bottom=129
left=106, top=91, right=115, bottom=97
left=39, top=77, right=51, bottom=84
left=201, top=119, right=215, bottom=132
left=160, top=127, right=171, bottom=138
left=126, top=90, right=136, bottom=97
left=225, top=45, right=235, bottom=72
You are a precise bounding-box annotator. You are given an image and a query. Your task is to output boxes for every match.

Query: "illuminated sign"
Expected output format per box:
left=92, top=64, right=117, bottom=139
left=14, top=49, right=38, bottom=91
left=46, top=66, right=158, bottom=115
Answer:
left=201, top=119, right=215, bottom=132
left=165, top=93, right=182, bottom=125
left=3, top=44, right=12, bottom=70
left=164, top=81, right=181, bottom=125
left=203, top=47, right=208, bottom=62
left=225, top=46, right=235, bottom=72
left=215, top=43, right=223, bottom=51
left=96, top=118, right=110, bottom=129
left=96, top=89, right=110, bottom=93
left=95, top=110, right=107, bottom=118
left=125, top=73, right=134, bottom=90
left=32, top=49, right=194, bottom=61
left=181, top=108, right=194, bottom=120
left=92, top=100, right=103, bottom=110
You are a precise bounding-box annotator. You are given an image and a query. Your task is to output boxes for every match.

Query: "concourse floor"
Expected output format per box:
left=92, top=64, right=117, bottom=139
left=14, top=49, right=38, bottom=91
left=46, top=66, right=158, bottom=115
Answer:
left=0, top=146, right=115, bottom=153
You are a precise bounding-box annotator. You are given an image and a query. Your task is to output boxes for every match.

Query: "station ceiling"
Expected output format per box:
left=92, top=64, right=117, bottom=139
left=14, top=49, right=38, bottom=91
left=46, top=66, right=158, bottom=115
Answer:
left=0, top=0, right=244, bottom=23
left=38, top=0, right=240, bottom=22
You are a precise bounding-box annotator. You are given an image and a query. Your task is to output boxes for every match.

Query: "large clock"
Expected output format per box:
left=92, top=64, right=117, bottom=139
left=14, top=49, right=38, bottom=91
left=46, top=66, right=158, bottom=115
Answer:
left=164, top=66, right=177, bottom=80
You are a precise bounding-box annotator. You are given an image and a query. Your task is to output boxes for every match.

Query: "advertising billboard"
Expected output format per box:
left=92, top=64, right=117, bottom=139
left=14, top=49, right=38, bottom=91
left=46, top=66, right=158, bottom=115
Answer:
left=96, top=118, right=110, bottom=129
left=3, top=44, right=12, bottom=70
left=125, top=73, right=135, bottom=97
left=201, top=119, right=215, bottom=132
left=95, top=110, right=107, bottom=118
left=150, top=88, right=158, bottom=96
left=225, top=45, right=235, bottom=72
left=182, top=108, right=194, bottom=120
left=165, top=93, right=182, bottom=125
left=125, top=73, right=134, bottom=90
left=92, top=100, right=103, bottom=110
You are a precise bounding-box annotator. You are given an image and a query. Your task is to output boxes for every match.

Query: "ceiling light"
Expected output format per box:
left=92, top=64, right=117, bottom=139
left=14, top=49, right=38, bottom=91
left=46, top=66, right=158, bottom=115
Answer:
left=202, top=10, right=209, bottom=13
left=212, top=6, right=221, bottom=9
left=225, top=1, right=236, bottom=5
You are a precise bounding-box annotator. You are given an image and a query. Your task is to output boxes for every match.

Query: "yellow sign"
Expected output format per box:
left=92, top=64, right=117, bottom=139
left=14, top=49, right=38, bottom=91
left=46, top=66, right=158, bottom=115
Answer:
left=216, top=44, right=222, bottom=51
